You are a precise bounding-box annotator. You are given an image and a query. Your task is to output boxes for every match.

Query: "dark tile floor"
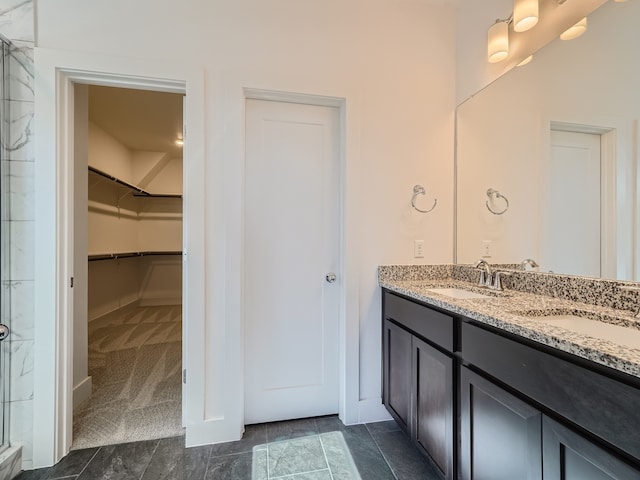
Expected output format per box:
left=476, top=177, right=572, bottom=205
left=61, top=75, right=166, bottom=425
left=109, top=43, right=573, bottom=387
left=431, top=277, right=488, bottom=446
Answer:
left=15, top=416, right=442, bottom=480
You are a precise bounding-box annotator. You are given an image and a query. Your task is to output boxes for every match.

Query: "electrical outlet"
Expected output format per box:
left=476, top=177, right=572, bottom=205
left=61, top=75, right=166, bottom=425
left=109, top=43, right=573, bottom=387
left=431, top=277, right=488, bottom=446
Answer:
left=414, top=240, right=425, bottom=258
left=482, top=240, right=492, bottom=258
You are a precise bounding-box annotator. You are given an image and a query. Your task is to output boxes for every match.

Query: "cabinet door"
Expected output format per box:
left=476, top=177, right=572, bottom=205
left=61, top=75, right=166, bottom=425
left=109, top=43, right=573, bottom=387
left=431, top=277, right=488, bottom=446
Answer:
left=382, top=319, right=412, bottom=431
left=412, top=336, right=454, bottom=480
left=543, top=416, right=640, bottom=480
left=460, top=367, right=542, bottom=480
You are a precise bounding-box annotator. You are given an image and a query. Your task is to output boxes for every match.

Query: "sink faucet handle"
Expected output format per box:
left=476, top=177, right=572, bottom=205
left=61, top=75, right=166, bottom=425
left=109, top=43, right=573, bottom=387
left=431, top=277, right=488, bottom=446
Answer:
left=472, top=259, right=492, bottom=287
left=491, top=270, right=512, bottom=291
left=619, top=285, right=640, bottom=318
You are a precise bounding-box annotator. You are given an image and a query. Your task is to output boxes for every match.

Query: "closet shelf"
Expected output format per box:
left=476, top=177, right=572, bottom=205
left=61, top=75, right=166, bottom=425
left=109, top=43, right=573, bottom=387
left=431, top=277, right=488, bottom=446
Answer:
left=88, top=166, right=183, bottom=199
left=88, top=251, right=182, bottom=262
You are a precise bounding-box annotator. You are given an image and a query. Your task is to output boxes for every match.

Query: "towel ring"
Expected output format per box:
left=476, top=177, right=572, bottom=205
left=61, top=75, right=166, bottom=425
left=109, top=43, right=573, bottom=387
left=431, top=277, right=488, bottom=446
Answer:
left=411, top=185, right=437, bottom=214
left=486, top=188, right=509, bottom=215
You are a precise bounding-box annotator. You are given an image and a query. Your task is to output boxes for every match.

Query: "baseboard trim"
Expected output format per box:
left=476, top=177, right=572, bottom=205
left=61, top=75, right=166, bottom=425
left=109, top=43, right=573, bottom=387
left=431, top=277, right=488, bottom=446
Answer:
left=138, top=297, right=182, bottom=307
left=19, top=459, right=32, bottom=472
left=73, top=376, right=92, bottom=410
left=88, top=298, right=140, bottom=322
left=357, top=398, right=393, bottom=424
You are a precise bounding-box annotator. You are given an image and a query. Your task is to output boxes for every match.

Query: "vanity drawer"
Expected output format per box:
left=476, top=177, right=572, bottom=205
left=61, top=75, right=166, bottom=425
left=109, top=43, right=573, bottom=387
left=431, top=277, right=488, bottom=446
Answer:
left=383, top=291, right=454, bottom=352
left=462, top=321, right=640, bottom=461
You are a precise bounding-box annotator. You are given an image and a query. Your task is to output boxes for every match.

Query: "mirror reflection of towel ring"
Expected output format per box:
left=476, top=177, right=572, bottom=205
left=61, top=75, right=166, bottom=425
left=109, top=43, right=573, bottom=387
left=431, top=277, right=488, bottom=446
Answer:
left=486, top=188, right=509, bottom=215
left=411, top=185, right=437, bottom=213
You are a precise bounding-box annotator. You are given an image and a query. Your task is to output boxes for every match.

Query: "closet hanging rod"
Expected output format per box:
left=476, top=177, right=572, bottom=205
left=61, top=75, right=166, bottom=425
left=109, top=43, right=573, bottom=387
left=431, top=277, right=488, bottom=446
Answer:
left=88, top=166, right=183, bottom=199
left=88, top=251, right=183, bottom=262
left=89, top=165, right=147, bottom=194
left=133, top=193, right=183, bottom=199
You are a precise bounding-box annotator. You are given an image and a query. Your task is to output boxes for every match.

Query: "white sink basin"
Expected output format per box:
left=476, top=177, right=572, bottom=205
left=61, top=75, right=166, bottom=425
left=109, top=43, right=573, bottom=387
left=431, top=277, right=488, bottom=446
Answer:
left=427, top=287, right=492, bottom=300
left=534, top=314, right=640, bottom=349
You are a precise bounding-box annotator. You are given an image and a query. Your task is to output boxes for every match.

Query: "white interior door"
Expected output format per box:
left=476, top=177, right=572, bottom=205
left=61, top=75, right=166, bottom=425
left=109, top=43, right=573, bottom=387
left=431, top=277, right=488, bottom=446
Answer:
left=545, top=130, right=601, bottom=277
left=244, top=98, right=340, bottom=424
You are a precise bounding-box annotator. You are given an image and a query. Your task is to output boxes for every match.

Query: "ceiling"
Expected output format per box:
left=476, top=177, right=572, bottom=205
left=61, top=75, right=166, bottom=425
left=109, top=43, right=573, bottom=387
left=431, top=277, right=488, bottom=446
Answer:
left=88, top=86, right=184, bottom=158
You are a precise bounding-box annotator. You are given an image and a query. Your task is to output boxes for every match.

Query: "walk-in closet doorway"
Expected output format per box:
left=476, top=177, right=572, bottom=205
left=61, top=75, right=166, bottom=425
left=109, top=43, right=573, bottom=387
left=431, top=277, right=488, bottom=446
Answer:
left=72, top=85, right=186, bottom=449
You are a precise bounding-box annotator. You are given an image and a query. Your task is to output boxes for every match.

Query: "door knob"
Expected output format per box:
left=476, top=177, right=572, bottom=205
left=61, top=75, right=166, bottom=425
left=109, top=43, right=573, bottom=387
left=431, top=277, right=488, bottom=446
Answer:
left=326, top=272, right=337, bottom=283
left=0, top=324, right=9, bottom=341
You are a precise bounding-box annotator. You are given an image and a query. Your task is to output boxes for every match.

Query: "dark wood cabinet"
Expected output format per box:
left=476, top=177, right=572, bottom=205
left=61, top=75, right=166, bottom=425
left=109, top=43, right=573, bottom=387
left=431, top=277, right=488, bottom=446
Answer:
left=381, top=288, right=640, bottom=480
left=460, top=367, right=542, bottom=480
left=543, top=416, right=640, bottom=480
left=461, top=322, right=640, bottom=461
left=413, top=336, right=454, bottom=479
left=382, top=291, right=455, bottom=479
left=382, top=319, right=412, bottom=431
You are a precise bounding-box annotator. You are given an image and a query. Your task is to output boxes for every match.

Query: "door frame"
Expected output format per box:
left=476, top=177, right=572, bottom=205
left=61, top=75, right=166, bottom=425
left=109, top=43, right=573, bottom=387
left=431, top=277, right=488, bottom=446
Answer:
left=540, top=113, right=634, bottom=280
left=33, top=48, right=206, bottom=467
left=242, top=90, right=345, bottom=423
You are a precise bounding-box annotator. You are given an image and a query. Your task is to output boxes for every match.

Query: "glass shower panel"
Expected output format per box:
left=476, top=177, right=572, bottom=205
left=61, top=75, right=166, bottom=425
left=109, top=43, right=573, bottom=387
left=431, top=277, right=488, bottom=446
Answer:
left=0, top=37, right=10, bottom=454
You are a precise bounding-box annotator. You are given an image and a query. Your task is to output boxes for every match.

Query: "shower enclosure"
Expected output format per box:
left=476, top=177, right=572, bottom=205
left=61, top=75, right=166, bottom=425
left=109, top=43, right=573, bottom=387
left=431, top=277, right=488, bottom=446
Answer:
left=0, top=35, right=12, bottom=456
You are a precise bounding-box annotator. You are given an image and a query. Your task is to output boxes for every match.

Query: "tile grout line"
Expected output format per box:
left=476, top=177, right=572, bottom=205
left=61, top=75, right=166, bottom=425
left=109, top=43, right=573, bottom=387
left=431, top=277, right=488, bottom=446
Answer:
left=270, top=468, right=333, bottom=479
left=136, top=439, right=161, bottom=480
left=364, top=423, right=400, bottom=480
left=69, top=445, right=102, bottom=480
left=203, top=438, right=217, bottom=479
left=266, top=423, right=271, bottom=479
left=266, top=442, right=271, bottom=479
left=317, top=432, right=335, bottom=480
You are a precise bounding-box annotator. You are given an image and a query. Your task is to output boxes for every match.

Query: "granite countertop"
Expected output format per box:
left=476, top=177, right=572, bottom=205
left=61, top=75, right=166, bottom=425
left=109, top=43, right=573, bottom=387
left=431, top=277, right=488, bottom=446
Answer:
left=380, top=277, right=640, bottom=379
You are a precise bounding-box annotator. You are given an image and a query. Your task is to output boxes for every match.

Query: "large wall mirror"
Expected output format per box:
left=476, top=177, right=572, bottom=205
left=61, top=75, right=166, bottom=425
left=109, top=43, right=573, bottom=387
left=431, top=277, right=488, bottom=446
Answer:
left=456, top=0, right=639, bottom=281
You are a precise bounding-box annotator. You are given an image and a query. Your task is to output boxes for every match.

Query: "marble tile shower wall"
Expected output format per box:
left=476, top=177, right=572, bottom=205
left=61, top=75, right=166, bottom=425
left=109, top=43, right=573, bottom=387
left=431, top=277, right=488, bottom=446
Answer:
left=0, top=0, right=35, bottom=470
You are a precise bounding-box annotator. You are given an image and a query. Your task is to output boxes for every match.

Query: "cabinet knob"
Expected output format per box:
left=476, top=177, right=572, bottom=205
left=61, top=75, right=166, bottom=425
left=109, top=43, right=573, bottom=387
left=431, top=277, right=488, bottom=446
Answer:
left=326, top=272, right=337, bottom=283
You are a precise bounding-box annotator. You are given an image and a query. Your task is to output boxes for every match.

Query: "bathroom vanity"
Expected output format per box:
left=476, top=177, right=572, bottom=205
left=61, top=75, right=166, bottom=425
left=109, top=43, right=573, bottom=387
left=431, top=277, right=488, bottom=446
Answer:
left=380, top=265, right=640, bottom=480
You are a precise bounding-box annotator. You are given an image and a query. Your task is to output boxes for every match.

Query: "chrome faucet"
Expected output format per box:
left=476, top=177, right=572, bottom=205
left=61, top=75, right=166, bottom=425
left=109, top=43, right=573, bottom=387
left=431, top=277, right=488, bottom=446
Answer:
left=520, top=258, right=539, bottom=271
left=619, top=285, right=640, bottom=318
left=473, top=259, right=492, bottom=288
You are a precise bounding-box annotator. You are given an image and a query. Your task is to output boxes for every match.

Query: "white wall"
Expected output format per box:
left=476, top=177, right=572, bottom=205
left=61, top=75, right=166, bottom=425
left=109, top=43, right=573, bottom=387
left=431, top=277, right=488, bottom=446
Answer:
left=36, top=0, right=456, bottom=432
left=133, top=152, right=183, bottom=195
left=137, top=256, right=182, bottom=306
left=88, top=122, right=133, bottom=181
left=87, top=259, right=141, bottom=320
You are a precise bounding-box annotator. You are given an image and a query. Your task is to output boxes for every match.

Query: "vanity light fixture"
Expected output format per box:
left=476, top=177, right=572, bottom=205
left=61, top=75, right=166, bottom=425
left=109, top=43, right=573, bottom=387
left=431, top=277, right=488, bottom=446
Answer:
left=513, top=0, right=538, bottom=32
left=560, top=17, right=587, bottom=40
left=488, top=19, right=510, bottom=63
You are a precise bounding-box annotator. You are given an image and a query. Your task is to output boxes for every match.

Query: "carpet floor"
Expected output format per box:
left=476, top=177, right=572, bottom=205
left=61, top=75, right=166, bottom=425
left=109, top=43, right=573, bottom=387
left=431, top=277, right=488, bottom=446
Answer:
left=72, top=304, right=184, bottom=450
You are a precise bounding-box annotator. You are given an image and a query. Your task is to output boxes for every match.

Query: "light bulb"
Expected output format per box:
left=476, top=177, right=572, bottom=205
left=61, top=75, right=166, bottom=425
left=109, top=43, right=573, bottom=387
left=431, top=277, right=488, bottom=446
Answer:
left=488, top=21, right=509, bottom=63
left=517, top=55, right=533, bottom=67
left=514, top=0, right=539, bottom=33
left=560, top=17, right=587, bottom=41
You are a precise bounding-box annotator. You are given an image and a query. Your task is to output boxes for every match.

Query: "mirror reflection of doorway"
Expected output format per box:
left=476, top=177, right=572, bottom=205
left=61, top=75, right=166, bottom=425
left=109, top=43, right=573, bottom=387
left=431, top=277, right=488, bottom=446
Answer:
left=545, top=129, right=602, bottom=278
left=72, top=85, right=185, bottom=449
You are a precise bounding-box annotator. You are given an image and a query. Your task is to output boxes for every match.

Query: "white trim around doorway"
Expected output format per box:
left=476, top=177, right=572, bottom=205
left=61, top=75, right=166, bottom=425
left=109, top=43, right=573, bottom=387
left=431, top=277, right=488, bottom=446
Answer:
left=33, top=48, right=206, bottom=467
